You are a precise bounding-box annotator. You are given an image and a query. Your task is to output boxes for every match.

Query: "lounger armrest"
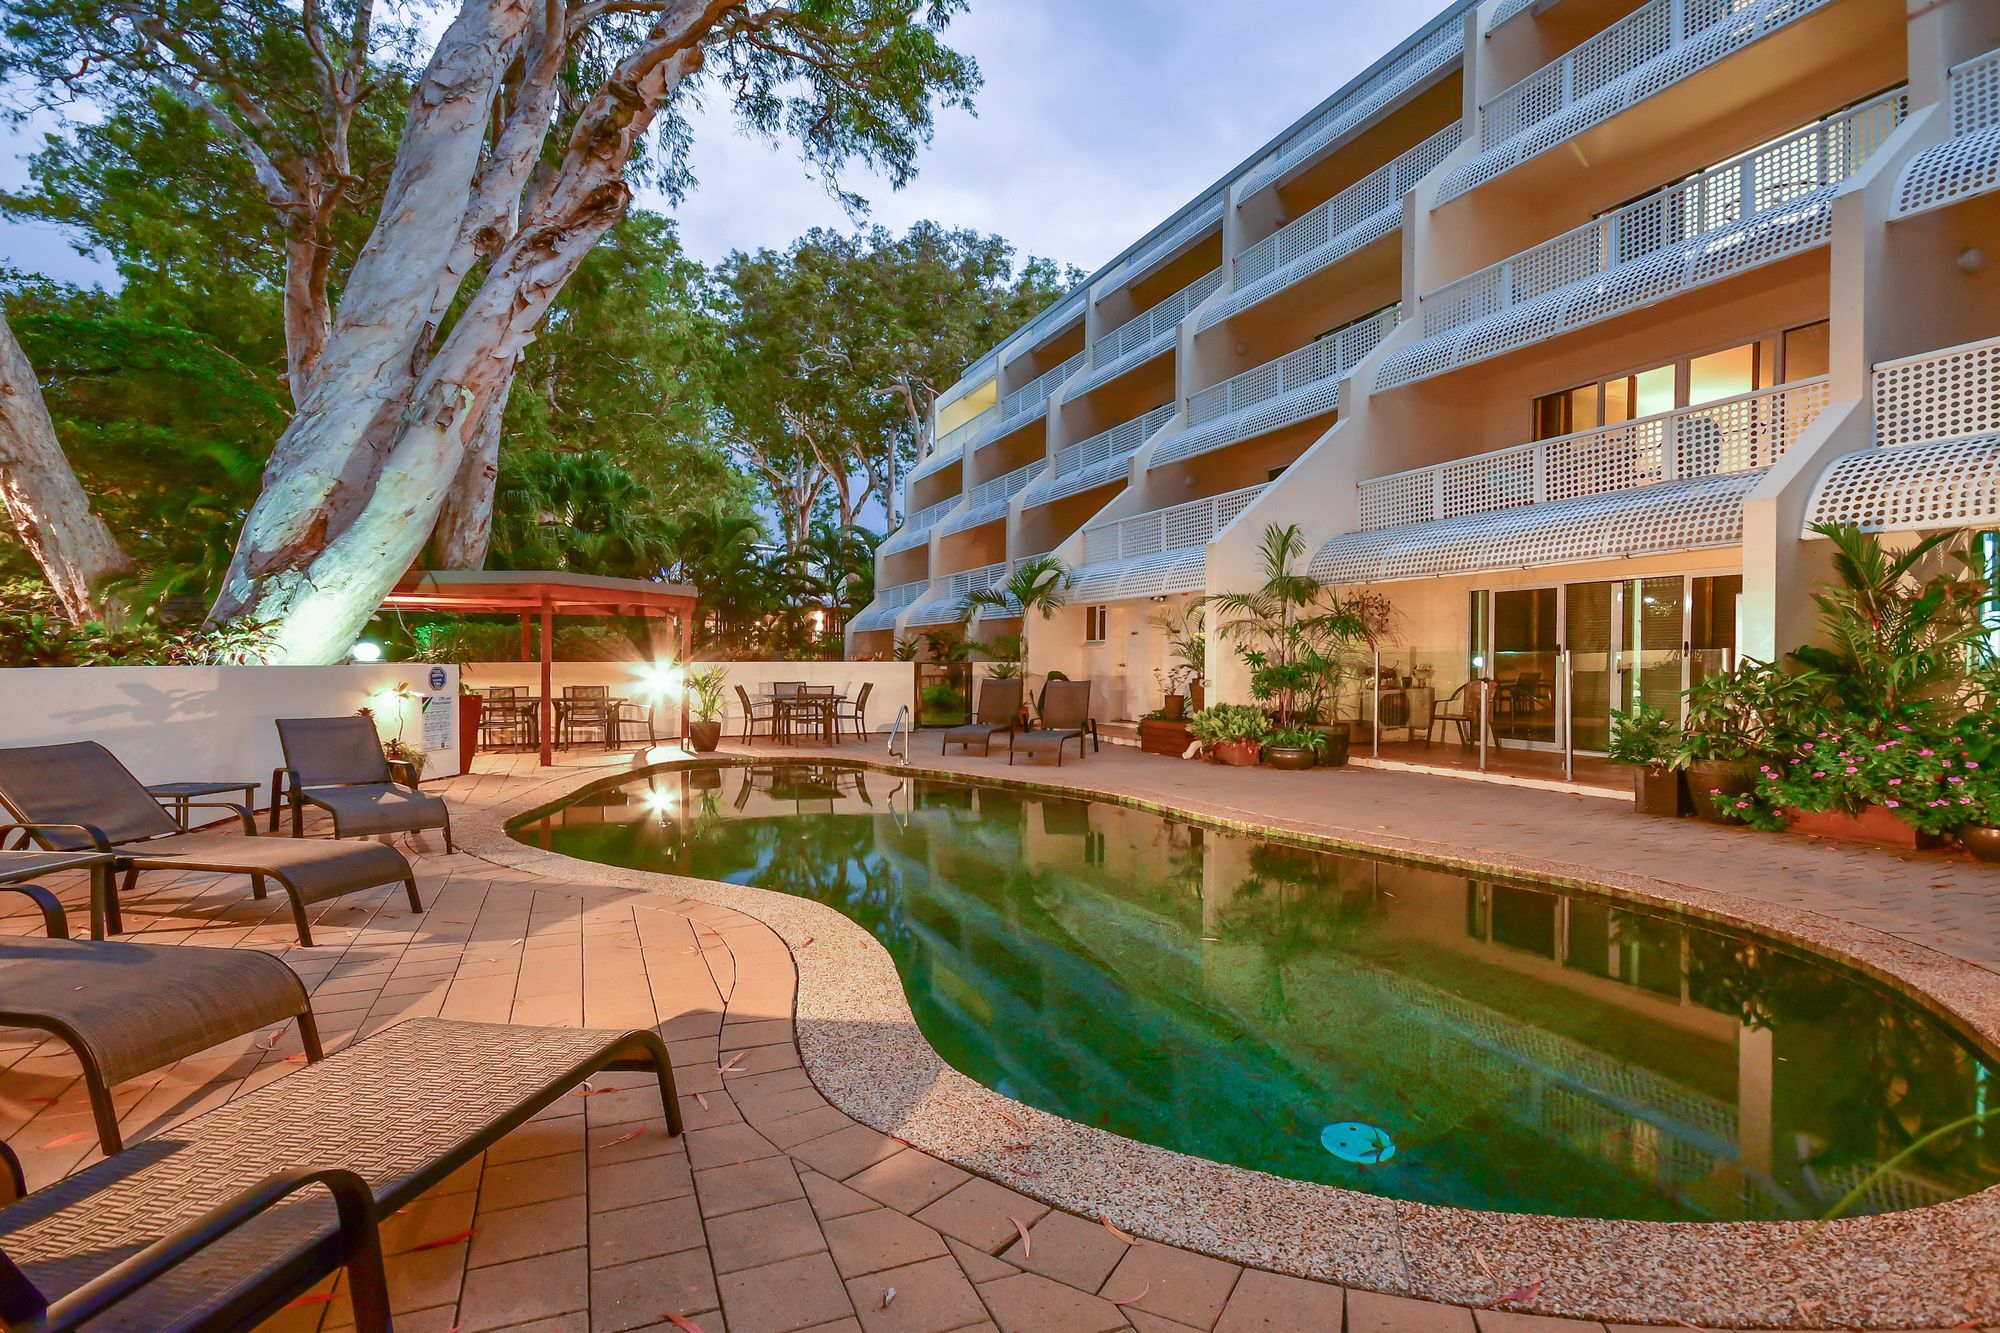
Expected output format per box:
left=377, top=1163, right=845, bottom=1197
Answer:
left=0, top=823, right=113, bottom=853
left=176, top=802, right=259, bottom=835
left=24, top=1167, right=386, bottom=1333
left=0, top=883, right=69, bottom=939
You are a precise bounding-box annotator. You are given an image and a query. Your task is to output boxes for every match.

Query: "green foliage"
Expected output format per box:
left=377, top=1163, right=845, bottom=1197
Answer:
left=490, top=450, right=676, bottom=580
left=684, top=666, right=730, bottom=724
left=1187, top=704, right=1272, bottom=748
left=1674, top=658, right=1829, bottom=766
left=0, top=605, right=274, bottom=666
left=1266, top=724, right=1327, bottom=754
left=1606, top=704, right=1680, bottom=768
left=1151, top=601, right=1205, bottom=694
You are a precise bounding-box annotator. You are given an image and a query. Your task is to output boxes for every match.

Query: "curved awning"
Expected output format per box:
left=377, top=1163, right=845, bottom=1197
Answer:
left=1803, top=434, right=2000, bottom=535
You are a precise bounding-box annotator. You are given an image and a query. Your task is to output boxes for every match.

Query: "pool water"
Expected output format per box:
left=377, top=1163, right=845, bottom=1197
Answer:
left=516, top=761, right=2000, bottom=1222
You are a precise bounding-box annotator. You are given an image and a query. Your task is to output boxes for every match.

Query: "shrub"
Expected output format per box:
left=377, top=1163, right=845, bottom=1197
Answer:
left=1187, top=703, right=1271, bottom=748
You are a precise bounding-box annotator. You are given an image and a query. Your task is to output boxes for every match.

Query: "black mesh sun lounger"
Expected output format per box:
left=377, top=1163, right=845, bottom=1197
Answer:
left=942, top=677, right=1023, bottom=757
left=275, top=716, right=454, bottom=850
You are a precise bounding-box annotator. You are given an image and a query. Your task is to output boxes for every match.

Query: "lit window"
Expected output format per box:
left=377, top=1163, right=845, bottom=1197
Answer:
left=1084, top=605, right=1108, bottom=643
left=1688, top=343, right=1760, bottom=405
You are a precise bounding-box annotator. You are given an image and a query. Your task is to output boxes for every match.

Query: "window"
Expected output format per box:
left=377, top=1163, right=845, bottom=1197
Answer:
left=1532, top=384, right=1599, bottom=440
left=1084, top=605, right=1108, bottom=643
left=1782, top=321, right=1830, bottom=382
left=1687, top=342, right=1760, bottom=405
left=1605, top=364, right=1675, bottom=423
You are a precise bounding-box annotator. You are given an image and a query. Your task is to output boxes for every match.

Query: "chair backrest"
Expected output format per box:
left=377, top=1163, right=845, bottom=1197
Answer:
left=1039, top=679, right=1091, bottom=731
left=802, top=684, right=835, bottom=696
left=1515, top=672, right=1540, bottom=690
left=852, top=681, right=873, bottom=709
left=485, top=685, right=523, bottom=700
left=735, top=684, right=756, bottom=714
left=564, top=685, right=608, bottom=700
left=975, top=677, right=1023, bottom=726
left=0, top=742, right=181, bottom=847
left=773, top=681, right=803, bottom=698
left=277, top=717, right=394, bottom=788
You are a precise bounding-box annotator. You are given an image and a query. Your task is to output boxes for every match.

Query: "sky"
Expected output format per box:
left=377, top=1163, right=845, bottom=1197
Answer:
left=1, top=0, right=1449, bottom=288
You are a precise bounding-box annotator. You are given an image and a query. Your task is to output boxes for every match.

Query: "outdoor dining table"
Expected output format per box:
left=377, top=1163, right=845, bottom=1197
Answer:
left=481, top=696, right=639, bottom=750
left=760, top=692, right=846, bottom=745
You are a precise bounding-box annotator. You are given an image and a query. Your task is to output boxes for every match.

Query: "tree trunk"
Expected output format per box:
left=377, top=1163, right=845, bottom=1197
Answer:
left=0, top=307, right=131, bottom=622
left=282, top=221, right=334, bottom=404
left=431, top=366, right=512, bottom=568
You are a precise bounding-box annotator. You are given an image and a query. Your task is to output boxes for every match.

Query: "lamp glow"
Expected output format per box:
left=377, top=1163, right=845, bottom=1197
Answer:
left=639, top=787, right=677, bottom=816
left=634, top=662, right=686, bottom=700
left=349, top=641, right=384, bottom=663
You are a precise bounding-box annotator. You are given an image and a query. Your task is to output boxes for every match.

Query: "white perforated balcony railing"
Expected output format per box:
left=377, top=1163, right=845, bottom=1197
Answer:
left=1381, top=93, right=1903, bottom=390
left=1804, top=334, right=2000, bottom=536
left=1068, top=483, right=1267, bottom=602
left=1895, top=46, right=2000, bottom=217
left=1121, top=196, right=1225, bottom=289
left=906, top=444, right=963, bottom=488
left=847, top=580, right=926, bottom=634
left=936, top=459, right=1041, bottom=538
left=1238, top=19, right=1463, bottom=200
left=998, top=350, right=1087, bottom=423
left=1358, top=377, right=1831, bottom=531
left=877, top=494, right=961, bottom=557
left=1436, top=0, right=1842, bottom=207
left=1153, top=308, right=1399, bottom=471
left=1199, top=124, right=1461, bottom=334
left=904, top=561, right=1010, bottom=628
left=1017, top=405, right=1175, bottom=511
left=1061, top=268, right=1226, bottom=403
left=1485, top=0, right=1539, bottom=34
left=1314, top=469, right=1760, bottom=586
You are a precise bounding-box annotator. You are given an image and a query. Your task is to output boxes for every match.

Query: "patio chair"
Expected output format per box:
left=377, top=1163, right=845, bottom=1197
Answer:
left=274, top=716, right=454, bottom=852
left=1010, top=679, right=1094, bottom=767
left=0, top=871, right=322, bottom=1154
left=942, top=678, right=1023, bottom=757
left=736, top=685, right=776, bottom=741
left=479, top=686, right=535, bottom=750
left=0, top=1016, right=679, bottom=1332
left=559, top=685, right=615, bottom=750
left=837, top=681, right=874, bottom=741
left=772, top=681, right=805, bottom=698
left=0, top=741, right=420, bottom=948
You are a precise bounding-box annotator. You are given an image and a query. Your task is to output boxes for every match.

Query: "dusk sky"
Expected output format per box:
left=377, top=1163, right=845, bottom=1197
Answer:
left=2, top=0, right=1449, bottom=286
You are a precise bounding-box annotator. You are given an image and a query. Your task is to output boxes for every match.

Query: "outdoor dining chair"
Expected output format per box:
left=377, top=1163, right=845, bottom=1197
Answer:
left=838, top=681, right=874, bottom=740
left=0, top=741, right=420, bottom=948
left=735, top=685, right=775, bottom=740
left=479, top=686, right=535, bottom=750
left=274, top=716, right=454, bottom=851
left=559, top=685, right=615, bottom=749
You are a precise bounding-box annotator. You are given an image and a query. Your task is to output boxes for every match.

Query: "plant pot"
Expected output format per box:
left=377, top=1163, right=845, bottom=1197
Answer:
left=1161, top=694, right=1186, bottom=722
left=1212, top=739, right=1262, bottom=767
left=689, top=720, right=723, bottom=753
left=1264, top=745, right=1317, bottom=771
left=1190, top=682, right=1206, bottom=712
left=1686, top=759, right=1757, bottom=823
left=1783, top=805, right=1945, bottom=851
left=1962, top=823, right=2000, bottom=862
left=1632, top=765, right=1687, bottom=818
left=458, top=694, right=483, bottom=774
left=1313, top=723, right=1351, bottom=768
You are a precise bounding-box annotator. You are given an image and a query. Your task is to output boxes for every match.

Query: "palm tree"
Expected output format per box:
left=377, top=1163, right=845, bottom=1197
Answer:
left=963, top=553, right=1071, bottom=686
left=1206, top=523, right=1371, bottom=727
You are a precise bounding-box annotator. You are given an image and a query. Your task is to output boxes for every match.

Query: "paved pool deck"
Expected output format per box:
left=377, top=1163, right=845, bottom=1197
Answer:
left=2, top=738, right=1997, bottom=1331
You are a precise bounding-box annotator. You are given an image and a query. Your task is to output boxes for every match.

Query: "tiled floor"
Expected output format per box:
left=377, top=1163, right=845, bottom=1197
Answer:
left=2, top=740, right=1997, bottom=1332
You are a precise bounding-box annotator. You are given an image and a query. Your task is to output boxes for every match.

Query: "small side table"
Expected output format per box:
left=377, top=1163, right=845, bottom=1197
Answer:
left=145, top=780, right=261, bottom=828
left=0, top=849, right=116, bottom=940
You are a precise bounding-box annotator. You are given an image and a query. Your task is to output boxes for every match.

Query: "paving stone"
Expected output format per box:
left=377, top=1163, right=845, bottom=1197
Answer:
left=913, top=1178, right=1050, bottom=1252
left=721, top=1250, right=856, bottom=1333
left=697, top=1155, right=807, bottom=1216
left=1214, top=1268, right=1345, bottom=1332
left=482, top=1150, right=588, bottom=1211
left=1350, top=1289, right=1476, bottom=1332
left=708, top=1197, right=831, bottom=1273
left=803, top=1168, right=882, bottom=1222
left=789, top=1124, right=904, bottom=1181
left=844, top=1150, right=971, bottom=1214
left=944, top=1236, right=1019, bottom=1285
left=456, top=1247, right=591, bottom=1331
left=977, top=1271, right=1129, bottom=1333
left=843, top=1255, right=988, bottom=1333
left=686, top=1121, right=783, bottom=1169
left=590, top=1193, right=707, bottom=1269
left=470, top=1194, right=590, bottom=1269
left=1101, top=1243, right=1242, bottom=1329
left=592, top=1151, right=696, bottom=1213
left=589, top=1249, right=720, bottom=1332
left=1001, top=1211, right=1134, bottom=1295
left=823, top=1207, right=952, bottom=1277
left=1482, top=1312, right=1606, bottom=1331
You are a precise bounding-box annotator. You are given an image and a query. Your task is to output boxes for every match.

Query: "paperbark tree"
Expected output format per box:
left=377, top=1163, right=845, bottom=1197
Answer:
left=0, top=306, right=132, bottom=619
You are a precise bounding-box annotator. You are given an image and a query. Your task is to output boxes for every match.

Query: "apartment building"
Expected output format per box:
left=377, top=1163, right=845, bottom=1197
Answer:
left=849, top=0, right=2000, bottom=752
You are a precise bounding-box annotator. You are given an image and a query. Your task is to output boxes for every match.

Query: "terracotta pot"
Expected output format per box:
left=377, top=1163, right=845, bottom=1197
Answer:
left=1190, top=682, right=1206, bottom=712
left=1961, top=823, right=2000, bottom=862
left=1313, top=723, right=1351, bottom=768
left=689, top=720, right=723, bottom=753
left=1264, top=745, right=1317, bottom=771
left=1686, top=759, right=1757, bottom=823
left=1783, top=804, right=1944, bottom=851
left=1161, top=694, right=1186, bottom=722
left=1632, top=765, right=1687, bottom=818
left=458, top=694, right=483, bottom=774
left=1213, top=739, right=1262, bottom=767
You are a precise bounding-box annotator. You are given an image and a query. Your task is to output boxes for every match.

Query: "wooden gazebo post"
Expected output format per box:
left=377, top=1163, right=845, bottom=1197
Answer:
left=538, top=598, right=555, bottom=767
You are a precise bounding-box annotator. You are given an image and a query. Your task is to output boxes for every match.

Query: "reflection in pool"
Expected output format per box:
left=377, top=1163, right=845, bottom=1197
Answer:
left=517, top=761, right=2000, bottom=1222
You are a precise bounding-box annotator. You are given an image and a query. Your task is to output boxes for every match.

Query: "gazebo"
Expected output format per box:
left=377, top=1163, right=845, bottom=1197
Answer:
left=382, top=570, right=701, bottom=766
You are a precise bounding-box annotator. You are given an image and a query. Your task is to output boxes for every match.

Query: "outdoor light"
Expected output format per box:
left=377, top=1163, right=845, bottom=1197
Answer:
left=633, top=662, right=686, bottom=700
left=348, top=641, right=384, bottom=663
left=639, top=787, right=677, bottom=817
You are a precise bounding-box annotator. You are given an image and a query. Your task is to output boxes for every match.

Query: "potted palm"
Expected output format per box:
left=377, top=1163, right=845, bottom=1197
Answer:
left=1189, top=704, right=1270, bottom=766
left=1608, top=704, right=1685, bottom=816
left=1675, top=658, right=1825, bottom=823
left=1151, top=602, right=1206, bottom=718
left=964, top=554, right=1071, bottom=717
left=685, top=666, right=729, bottom=753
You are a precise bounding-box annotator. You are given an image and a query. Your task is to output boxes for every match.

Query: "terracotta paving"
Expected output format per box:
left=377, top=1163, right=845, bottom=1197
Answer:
left=0, top=740, right=1996, bottom=1331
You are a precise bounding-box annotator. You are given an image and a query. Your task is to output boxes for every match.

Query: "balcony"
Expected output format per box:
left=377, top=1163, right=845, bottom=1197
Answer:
left=1017, top=405, right=1176, bottom=510
left=1119, top=195, right=1226, bottom=290
left=1806, top=334, right=2000, bottom=535
left=936, top=458, right=1042, bottom=538
left=992, top=350, right=1087, bottom=436
left=904, top=561, right=1011, bottom=627
left=1199, top=124, right=1461, bottom=333
left=877, top=494, right=961, bottom=557
left=1895, top=46, right=2000, bottom=217
left=1152, top=307, right=1399, bottom=469
left=1059, top=267, right=1226, bottom=402
left=910, top=405, right=999, bottom=486
left=1313, top=377, right=1831, bottom=585
left=1379, top=90, right=1904, bottom=390
left=1068, top=483, right=1268, bottom=602
left=1237, top=19, right=1463, bottom=200
left=1435, top=0, right=1845, bottom=208
left=847, top=579, right=926, bottom=634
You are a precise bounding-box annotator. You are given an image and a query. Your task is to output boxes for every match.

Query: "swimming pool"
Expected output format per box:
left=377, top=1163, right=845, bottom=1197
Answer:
left=515, top=760, right=2000, bottom=1223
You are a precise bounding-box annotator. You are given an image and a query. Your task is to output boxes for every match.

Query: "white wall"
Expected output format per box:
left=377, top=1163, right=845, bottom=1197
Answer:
left=460, top=660, right=918, bottom=737
left=0, top=664, right=461, bottom=800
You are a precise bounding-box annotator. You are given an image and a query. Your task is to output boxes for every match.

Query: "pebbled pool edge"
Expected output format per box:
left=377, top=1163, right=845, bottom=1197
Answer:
left=464, top=753, right=2000, bottom=1329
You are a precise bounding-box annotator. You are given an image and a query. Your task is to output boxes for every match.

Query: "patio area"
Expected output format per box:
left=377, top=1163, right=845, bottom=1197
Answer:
left=3, top=739, right=1998, bottom=1331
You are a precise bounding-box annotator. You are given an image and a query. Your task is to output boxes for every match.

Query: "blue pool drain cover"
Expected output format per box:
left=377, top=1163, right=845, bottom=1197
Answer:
left=1321, top=1122, right=1395, bottom=1164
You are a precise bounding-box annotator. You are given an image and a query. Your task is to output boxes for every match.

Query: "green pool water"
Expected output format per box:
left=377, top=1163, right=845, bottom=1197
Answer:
left=516, top=760, right=2000, bottom=1222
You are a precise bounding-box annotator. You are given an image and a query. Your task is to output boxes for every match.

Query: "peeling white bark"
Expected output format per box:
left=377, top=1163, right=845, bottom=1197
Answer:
left=0, top=308, right=131, bottom=621
left=431, top=368, right=511, bottom=568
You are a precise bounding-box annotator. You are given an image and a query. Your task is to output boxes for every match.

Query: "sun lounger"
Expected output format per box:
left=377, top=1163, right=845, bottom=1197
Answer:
left=1009, top=679, right=1095, bottom=767
left=0, top=742, right=420, bottom=947
left=274, top=716, right=453, bottom=850
left=942, top=678, right=1023, bottom=756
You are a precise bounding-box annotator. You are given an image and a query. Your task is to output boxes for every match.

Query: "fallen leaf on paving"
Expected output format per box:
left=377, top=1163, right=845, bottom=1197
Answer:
left=1108, top=1281, right=1151, bottom=1307
left=258, top=1029, right=285, bottom=1050
left=663, top=1313, right=705, bottom=1333
left=994, top=1108, right=1025, bottom=1131
left=881, top=1288, right=897, bottom=1309
left=603, top=1128, right=645, bottom=1147
left=719, top=1052, right=748, bottom=1072
left=1009, top=1216, right=1032, bottom=1258
left=411, top=1228, right=478, bottom=1252
left=41, top=1132, right=92, bottom=1150
left=573, top=1085, right=623, bottom=1098
left=1100, top=1216, right=1138, bottom=1245
left=1490, top=1279, right=1541, bottom=1305
left=799, top=937, right=814, bottom=949
left=285, top=1294, right=335, bottom=1309
left=694, top=1092, right=711, bottom=1111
